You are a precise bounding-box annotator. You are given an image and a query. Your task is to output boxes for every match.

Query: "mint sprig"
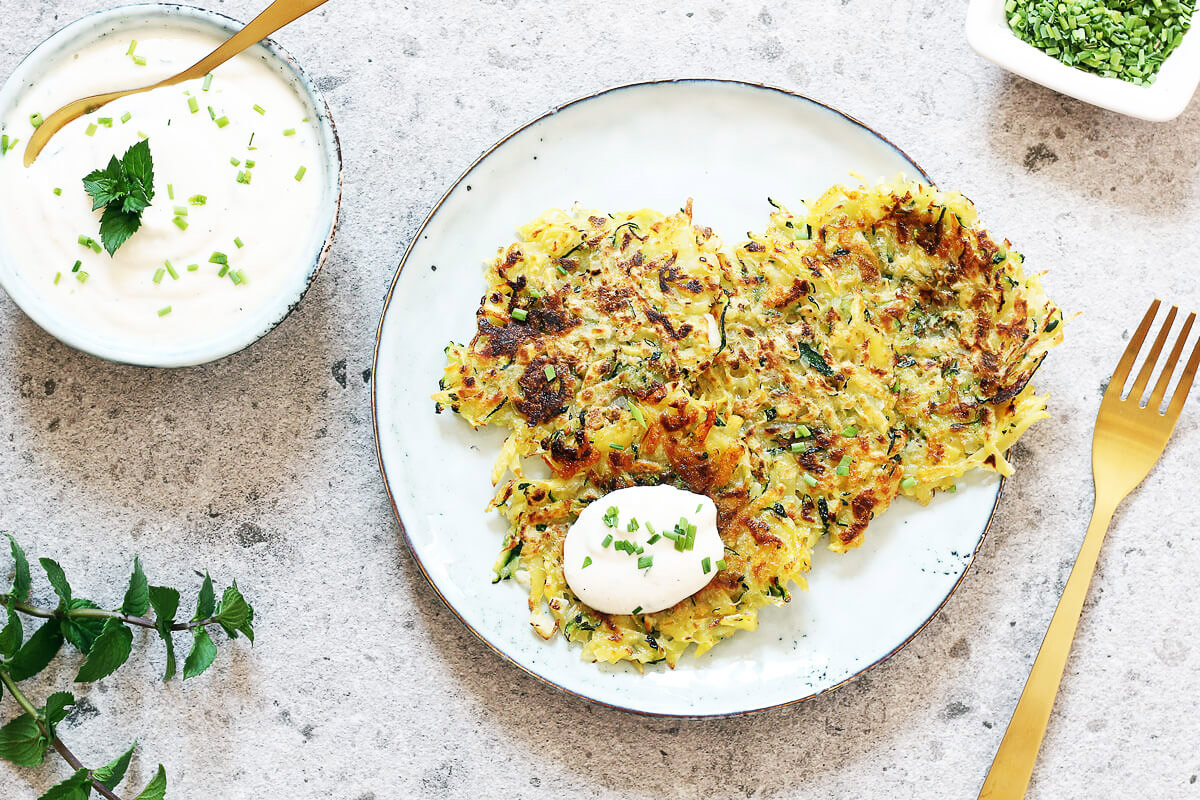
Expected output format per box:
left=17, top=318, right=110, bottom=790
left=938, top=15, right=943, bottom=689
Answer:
left=0, top=535, right=254, bottom=799
left=82, top=140, right=155, bottom=256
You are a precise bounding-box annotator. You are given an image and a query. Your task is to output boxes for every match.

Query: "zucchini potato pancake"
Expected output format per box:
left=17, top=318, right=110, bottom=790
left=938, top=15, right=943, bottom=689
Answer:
left=433, top=179, right=1063, bottom=668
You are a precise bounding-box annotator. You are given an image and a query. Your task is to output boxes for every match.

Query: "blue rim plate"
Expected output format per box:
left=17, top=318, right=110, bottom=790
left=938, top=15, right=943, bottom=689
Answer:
left=372, top=79, right=1002, bottom=717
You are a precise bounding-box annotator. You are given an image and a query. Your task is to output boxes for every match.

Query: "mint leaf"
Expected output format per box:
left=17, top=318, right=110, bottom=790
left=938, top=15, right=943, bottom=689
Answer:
left=62, top=598, right=105, bottom=654
left=8, top=619, right=64, bottom=682
left=98, top=204, right=142, bottom=256
left=182, top=627, right=217, bottom=680
left=193, top=572, right=215, bottom=621
left=42, top=691, right=75, bottom=736
left=93, top=741, right=137, bottom=790
left=0, top=714, right=48, bottom=766
left=121, top=139, right=155, bottom=201
left=37, top=768, right=92, bottom=800
left=0, top=608, right=22, bottom=658
left=215, top=582, right=253, bottom=642
left=75, top=618, right=133, bottom=683
left=82, top=140, right=154, bottom=256
left=39, top=558, right=72, bottom=606
left=133, top=764, right=167, bottom=800
left=122, top=557, right=149, bottom=616
left=148, top=586, right=179, bottom=681
left=6, top=535, right=31, bottom=602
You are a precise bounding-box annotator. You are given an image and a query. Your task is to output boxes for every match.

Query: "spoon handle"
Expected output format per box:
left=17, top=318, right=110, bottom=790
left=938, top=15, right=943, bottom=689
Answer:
left=165, top=0, right=331, bottom=87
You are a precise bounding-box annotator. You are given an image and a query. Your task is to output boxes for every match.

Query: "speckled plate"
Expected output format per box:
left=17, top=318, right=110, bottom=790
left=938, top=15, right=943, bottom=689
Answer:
left=372, top=80, right=1003, bottom=717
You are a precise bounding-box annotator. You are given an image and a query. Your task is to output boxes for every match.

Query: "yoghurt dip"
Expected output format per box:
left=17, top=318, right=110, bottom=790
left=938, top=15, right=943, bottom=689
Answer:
left=0, top=17, right=328, bottom=357
left=562, top=485, right=725, bottom=615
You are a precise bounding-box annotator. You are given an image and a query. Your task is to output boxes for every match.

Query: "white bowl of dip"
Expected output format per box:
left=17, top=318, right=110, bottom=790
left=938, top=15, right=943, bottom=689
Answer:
left=0, top=4, right=341, bottom=367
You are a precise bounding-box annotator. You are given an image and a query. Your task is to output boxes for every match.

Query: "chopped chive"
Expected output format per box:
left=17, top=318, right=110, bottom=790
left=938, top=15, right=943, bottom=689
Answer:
left=836, top=465, right=850, bottom=476
left=582, top=556, right=592, bottom=569
left=202, top=73, right=213, bottom=91
left=662, top=530, right=680, bottom=541
left=634, top=545, right=644, bottom=555
left=948, top=484, right=957, bottom=493
left=632, top=606, right=643, bottom=615
left=842, top=425, right=858, bottom=437
left=234, top=237, right=244, bottom=249
left=556, top=265, right=567, bottom=276
left=253, top=104, right=266, bottom=115
left=511, top=308, right=528, bottom=322
left=716, top=559, right=727, bottom=571
left=544, top=365, right=556, bottom=381
left=696, top=503, right=703, bottom=513
left=244, top=159, right=255, bottom=169
left=802, top=473, right=818, bottom=487
left=53, top=272, right=61, bottom=285
left=630, top=404, right=645, bottom=426
left=157, top=306, right=172, bottom=317
left=77, top=236, right=101, bottom=253
left=72, top=260, right=81, bottom=273
left=188, top=97, right=199, bottom=114
left=215, top=116, right=230, bottom=129
left=790, top=442, right=804, bottom=453
left=702, top=557, right=712, bottom=574
left=174, top=205, right=188, bottom=216
left=167, top=184, right=174, bottom=200
left=647, top=534, right=661, bottom=544
left=294, top=166, right=307, bottom=182
left=900, top=476, right=918, bottom=490
left=602, top=506, right=619, bottom=528
left=120, top=112, right=132, bottom=124
left=188, top=194, right=207, bottom=205
left=637, top=555, right=653, bottom=570
left=601, top=534, right=613, bottom=548
left=126, top=40, right=138, bottom=56
left=208, top=106, right=216, bottom=120
left=230, top=157, right=241, bottom=166
left=0, top=135, right=14, bottom=155
left=137, top=131, right=148, bottom=139
left=98, top=117, right=112, bottom=127
left=153, top=268, right=165, bottom=284
left=217, top=264, right=229, bottom=278
left=645, top=522, right=655, bottom=535
left=247, top=132, right=256, bottom=150
left=209, top=252, right=228, bottom=265
left=608, top=443, right=624, bottom=451
left=229, top=269, right=244, bottom=285
left=30, top=112, right=43, bottom=128
left=85, top=123, right=97, bottom=136
left=186, top=264, right=199, bottom=272
left=172, top=216, right=188, bottom=230
left=838, top=454, right=853, bottom=468
left=75, top=271, right=88, bottom=284
left=627, top=518, right=639, bottom=532
left=283, top=127, right=296, bottom=136
left=53, top=187, right=62, bottom=196
left=164, top=260, right=179, bottom=280
left=132, top=55, right=147, bottom=66
left=236, top=170, right=251, bottom=184
left=795, top=424, right=812, bottom=437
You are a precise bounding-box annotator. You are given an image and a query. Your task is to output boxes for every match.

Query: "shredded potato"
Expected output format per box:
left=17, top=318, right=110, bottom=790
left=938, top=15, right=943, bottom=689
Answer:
left=433, top=180, right=1064, bottom=668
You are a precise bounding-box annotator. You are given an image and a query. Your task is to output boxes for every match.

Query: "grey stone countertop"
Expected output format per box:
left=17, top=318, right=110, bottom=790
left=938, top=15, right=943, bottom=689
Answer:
left=2, top=1, right=1199, bottom=798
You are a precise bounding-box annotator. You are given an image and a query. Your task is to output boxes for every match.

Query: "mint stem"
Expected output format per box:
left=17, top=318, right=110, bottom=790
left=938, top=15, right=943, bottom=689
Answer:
left=0, top=670, right=126, bottom=800
left=0, top=595, right=214, bottom=631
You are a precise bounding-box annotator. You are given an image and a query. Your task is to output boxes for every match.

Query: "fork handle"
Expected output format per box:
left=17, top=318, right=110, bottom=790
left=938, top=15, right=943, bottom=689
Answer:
left=977, top=497, right=1118, bottom=800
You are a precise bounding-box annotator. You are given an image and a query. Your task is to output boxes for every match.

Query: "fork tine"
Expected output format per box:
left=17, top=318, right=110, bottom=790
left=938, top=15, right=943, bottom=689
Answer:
left=1130, top=305, right=1177, bottom=402
left=1166, top=323, right=1200, bottom=420
left=1107, top=299, right=1160, bottom=399
left=1150, top=312, right=1195, bottom=409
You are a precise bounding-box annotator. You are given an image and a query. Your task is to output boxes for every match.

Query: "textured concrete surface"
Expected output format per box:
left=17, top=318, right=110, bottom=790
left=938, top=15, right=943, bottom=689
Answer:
left=2, top=1, right=1200, bottom=798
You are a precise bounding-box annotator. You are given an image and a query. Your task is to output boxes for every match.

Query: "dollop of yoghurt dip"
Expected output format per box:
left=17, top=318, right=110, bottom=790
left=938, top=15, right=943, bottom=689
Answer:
left=562, top=485, right=725, bottom=615
left=0, top=21, right=324, bottom=342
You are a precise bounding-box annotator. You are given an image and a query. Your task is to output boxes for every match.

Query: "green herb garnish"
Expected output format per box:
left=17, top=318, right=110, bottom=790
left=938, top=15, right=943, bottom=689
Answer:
left=82, top=139, right=155, bottom=256
left=0, top=535, right=254, bottom=800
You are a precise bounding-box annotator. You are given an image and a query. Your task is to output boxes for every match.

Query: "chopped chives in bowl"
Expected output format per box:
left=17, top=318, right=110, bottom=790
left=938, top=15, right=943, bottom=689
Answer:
left=1006, top=0, right=1197, bottom=86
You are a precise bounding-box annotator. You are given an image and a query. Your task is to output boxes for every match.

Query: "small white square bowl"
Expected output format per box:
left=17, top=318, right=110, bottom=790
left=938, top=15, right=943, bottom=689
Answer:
left=967, top=0, right=1200, bottom=121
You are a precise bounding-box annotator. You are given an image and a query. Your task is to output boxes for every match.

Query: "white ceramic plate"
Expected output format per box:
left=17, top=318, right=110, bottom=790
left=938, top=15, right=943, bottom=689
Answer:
left=373, top=80, right=1003, bottom=717
left=967, top=0, right=1200, bottom=122
left=0, top=4, right=342, bottom=367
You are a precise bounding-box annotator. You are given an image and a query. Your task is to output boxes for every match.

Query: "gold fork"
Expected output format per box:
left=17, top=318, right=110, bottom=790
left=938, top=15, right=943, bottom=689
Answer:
left=978, top=299, right=1200, bottom=800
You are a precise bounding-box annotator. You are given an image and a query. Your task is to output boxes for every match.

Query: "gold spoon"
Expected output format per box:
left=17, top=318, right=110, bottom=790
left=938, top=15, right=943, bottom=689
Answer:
left=23, top=0, right=330, bottom=167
